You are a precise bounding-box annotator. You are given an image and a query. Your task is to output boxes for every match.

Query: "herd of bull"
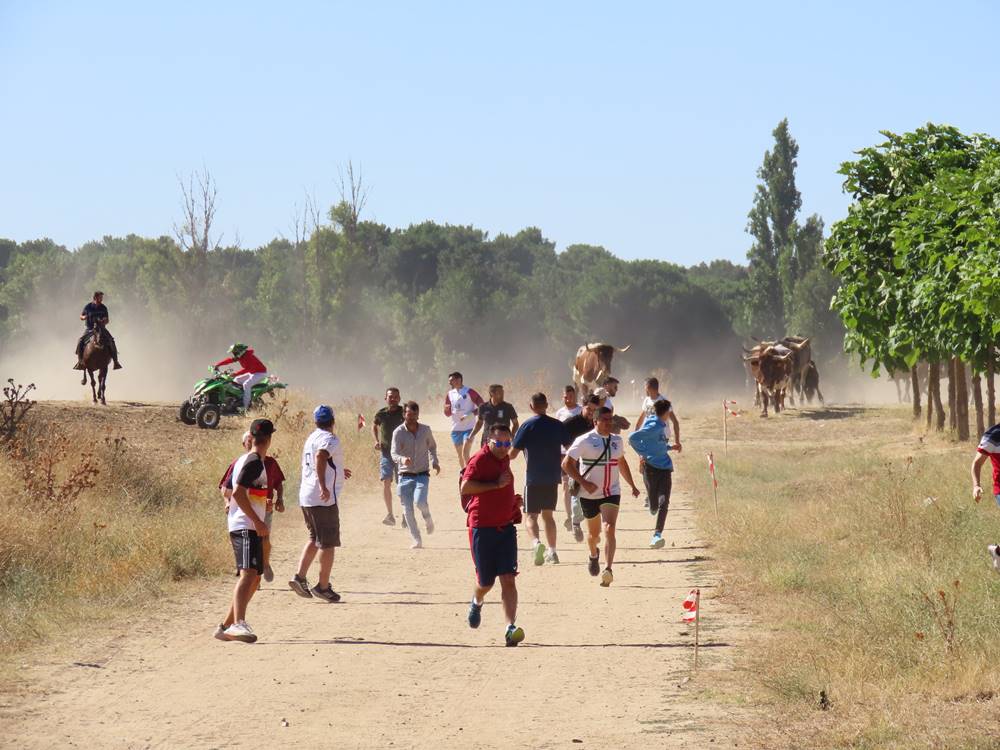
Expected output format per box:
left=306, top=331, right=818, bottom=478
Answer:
left=743, top=336, right=825, bottom=417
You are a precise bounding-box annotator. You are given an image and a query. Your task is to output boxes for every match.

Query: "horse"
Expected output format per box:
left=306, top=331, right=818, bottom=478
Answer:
left=80, top=321, right=112, bottom=405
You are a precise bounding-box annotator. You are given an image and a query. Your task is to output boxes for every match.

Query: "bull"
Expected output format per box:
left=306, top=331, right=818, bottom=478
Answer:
left=744, top=344, right=794, bottom=417
left=779, top=336, right=812, bottom=406
left=802, top=361, right=825, bottom=404
left=572, top=342, right=630, bottom=398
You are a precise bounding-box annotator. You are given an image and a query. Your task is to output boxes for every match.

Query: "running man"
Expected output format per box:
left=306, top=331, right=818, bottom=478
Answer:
left=972, top=422, right=1000, bottom=570
left=555, top=385, right=582, bottom=532
left=595, top=377, right=630, bottom=433
left=460, top=423, right=525, bottom=647
left=470, top=384, right=519, bottom=447
left=214, top=418, right=276, bottom=643
left=635, top=377, right=681, bottom=450
left=510, top=392, right=568, bottom=565
left=290, top=405, right=351, bottom=603
left=373, top=387, right=405, bottom=526
left=562, top=407, right=641, bottom=587
left=628, top=399, right=680, bottom=549
left=562, top=393, right=602, bottom=542
left=215, top=343, right=269, bottom=412
left=390, top=401, right=441, bottom=549
left=443, top=372, right=484, bottom=469
left=220, top=430, right=286, bottom=582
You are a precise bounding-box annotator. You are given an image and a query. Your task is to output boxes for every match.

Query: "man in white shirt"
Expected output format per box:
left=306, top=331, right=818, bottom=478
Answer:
left=562, top=407, right=640, bottom=587
left=290, top=405, right=352, bottom=603
left=635, top=376, right=682, bottom=507
left=554, top=385, right=582, bottom=533
left=391, top=401, right=441, bottom=549
left=215, top=418, right=275, bottom=644
left=443, top=371, right=484, bottom=469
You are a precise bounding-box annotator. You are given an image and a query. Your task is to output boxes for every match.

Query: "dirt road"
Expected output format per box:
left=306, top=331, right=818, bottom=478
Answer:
left=3, top=414, right=747, bottom=749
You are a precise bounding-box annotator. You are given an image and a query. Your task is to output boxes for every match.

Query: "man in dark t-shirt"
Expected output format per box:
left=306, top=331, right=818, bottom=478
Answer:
left=471, top=384, right=519, bottom=447
left=74, top=290, right=122, bottom=370
left=373, top=387, right=405, bottom=526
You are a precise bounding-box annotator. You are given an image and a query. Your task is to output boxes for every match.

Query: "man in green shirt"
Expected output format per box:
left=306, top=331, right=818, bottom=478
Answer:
left=373, top=387, right=405, bottom=526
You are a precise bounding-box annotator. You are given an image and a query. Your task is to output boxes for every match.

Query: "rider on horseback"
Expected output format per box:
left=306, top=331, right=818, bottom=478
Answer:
left=215, top=343, right=269, bottom=412
left=74, top=291, right=122, bottom=370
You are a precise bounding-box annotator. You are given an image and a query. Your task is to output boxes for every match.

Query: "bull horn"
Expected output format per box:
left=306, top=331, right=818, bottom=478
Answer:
left=778, top=350, right=794, bottom=359
left=617, top=345, right=631, bottom=353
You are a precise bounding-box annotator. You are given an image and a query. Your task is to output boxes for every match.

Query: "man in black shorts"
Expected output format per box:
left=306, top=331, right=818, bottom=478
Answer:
left=215, top=418, right=275, bottom=643
left=511, top=393, right=569, bottom=565
left=563, top=407, right=640, bottom=587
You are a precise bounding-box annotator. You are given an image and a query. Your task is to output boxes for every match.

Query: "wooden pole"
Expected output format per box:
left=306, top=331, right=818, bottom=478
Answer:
left=723, top=401, right=728, bottom=455
left=709, top=452, right=719, bottom=519
left=694, top=588, right=701, bottom=669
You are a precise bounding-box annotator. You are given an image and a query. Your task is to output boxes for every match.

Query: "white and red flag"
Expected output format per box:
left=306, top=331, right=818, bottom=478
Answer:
left=707, top=452, right=718, bottom=488
left=682, top=589, right=699, bottom=622
left=723, top=400, right=740, bottom=417
left=357, top=413, right=366, bottom=431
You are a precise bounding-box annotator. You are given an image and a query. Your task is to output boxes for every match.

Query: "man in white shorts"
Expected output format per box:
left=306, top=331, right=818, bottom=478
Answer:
left=562, top=407, right=640, bottom=587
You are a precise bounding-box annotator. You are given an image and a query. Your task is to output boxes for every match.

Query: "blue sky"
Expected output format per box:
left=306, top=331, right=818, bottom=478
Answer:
left=2, top=1, right=998, bottom=265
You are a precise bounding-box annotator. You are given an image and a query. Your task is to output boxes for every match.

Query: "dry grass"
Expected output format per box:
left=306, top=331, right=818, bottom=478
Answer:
left=690, top=403, right=1000, bottom=749
left=0, top=391, right=384, bottom=659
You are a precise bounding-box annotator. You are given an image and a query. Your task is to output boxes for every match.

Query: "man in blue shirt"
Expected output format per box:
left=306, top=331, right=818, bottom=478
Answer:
left=511, top=392, right=569, bottom=565
left=628, top=399, right=679, bottom=549
left=74, top=290, right=123, bottom=370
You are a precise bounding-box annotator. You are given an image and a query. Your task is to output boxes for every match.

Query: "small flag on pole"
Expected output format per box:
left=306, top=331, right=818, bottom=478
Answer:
left=357, top=413, right=366, bottom=431
left=707, top=452, right=718, bottom=488
left=723, top=399, right=740, bottom=417
left=682, top=588, right=699, bottom=622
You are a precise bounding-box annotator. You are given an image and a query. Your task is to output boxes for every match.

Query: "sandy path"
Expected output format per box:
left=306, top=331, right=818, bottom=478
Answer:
left=3, top=416, right=746, bottom=749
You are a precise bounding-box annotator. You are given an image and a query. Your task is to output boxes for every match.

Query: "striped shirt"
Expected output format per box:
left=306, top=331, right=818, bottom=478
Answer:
left=566, top=429, right=624, bottom=499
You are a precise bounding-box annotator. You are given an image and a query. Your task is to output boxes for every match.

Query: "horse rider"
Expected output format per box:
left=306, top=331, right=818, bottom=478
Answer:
left=215, top=343, right=269, bottom=412
left=74, top=290, right=123, bottom=370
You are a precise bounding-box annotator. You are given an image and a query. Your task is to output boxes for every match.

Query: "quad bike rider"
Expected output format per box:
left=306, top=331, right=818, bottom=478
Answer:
left=214, top=343, right=268, bottom=412
left=74, top=290, right=123, bottom=370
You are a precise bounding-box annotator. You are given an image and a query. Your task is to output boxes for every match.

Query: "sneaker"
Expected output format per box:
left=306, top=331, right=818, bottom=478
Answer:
left=263, top=565, right=274, bottom=583
left=213, top=623, right=231, bottom=641
left=382, top=513, right=396, bottom=526
left=600, top=568, right=614, bottom=587
left=587, top=555, right=600, bottom=577
left=468, top=600, right=482, bottom=629
left=573, top=524, right=584, bottom=543
left=533, top=542, right=546, bottom=566
left=223, top=621, right=257, bottom=643
left=311, top=585, right=342, bottom=603
left=989, top=544, right=1000, bottom=573
left=650, top=534, right=666, bottom=549
left=505, top=624, right=525, bottom=647
left=289, top=575, right=313, bottom=598
left=410, top=540, right=423, bottom=549
left=425, top=516, right=435, bottom=534
left=545, top=550, right=560, bottom=564
left=563, top=517, right=572, bottom=531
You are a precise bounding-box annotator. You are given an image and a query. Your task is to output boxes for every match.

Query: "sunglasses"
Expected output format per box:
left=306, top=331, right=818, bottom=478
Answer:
left=491, top=440, right=513, bottom=448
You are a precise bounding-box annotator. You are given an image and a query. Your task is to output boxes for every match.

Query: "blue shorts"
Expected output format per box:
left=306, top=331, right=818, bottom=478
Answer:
left=451, top=429, right=473, bottom=446
left=379, top=454, right=398, bottom=482
left=469, top=525, right=518, bottom=587
left=995, top=494, right=1000, bottom=508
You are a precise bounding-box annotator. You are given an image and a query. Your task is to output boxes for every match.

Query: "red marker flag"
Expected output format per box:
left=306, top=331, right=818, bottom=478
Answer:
left=682, top=588, right=699, bottom=622
left=723, top=399, right=740, bottom=417
left=707, top=452, right=718, bottom=488
left=357, top=413, right=366, bottom=431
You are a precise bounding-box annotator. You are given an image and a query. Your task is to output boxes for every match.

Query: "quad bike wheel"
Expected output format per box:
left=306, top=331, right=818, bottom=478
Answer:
left=196, top=403, right=221, bottom=429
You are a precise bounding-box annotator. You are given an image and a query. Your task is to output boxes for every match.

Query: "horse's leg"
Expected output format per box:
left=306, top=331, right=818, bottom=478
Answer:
left=99, top=368, right=107, bottom=405
left=89, top=370, right=97, bottom=403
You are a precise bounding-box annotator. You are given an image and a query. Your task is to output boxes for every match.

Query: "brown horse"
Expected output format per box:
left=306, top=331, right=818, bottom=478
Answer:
left=81, top=321, right=112, bottom=405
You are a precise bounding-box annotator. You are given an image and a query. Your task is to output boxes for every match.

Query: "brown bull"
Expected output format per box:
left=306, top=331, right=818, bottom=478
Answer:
left=572, top=342, right=630, bottom=397
left=780, top=336, right=812, bottom=405
left=744, top=344, right=794, bottom=417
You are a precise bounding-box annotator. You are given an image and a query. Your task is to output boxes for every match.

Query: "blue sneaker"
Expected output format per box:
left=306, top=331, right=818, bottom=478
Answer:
left=468, top=600, right=482, bottom=629
left=650, top=534, right=666, bottom=549
left=505, top=624, right=525, bottom=647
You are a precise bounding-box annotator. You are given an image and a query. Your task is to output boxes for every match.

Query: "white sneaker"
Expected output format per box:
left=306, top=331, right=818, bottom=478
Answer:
left=988, top=544, right=1000, bottom=573
left=600, top=568, right=614, bottom=587
left=410, top=540, right=423, bottom=549
left=224, top=621, right=257, bottom=643
left=213, top=623, right=230, bottom=641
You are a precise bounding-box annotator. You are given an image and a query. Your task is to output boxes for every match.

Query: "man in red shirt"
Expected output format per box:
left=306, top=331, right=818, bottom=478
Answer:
left=972, top=423, right=1000, bottom=570
left=460, top=423, right=525, bottom=647
left=215, top=343, right=269, bottom=411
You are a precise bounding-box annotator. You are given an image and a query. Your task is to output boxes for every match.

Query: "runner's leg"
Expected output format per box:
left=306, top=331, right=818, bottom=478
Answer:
left=317, top=548, right=335, bottom=588
left=600, top=504, right=620, bottom=570
left=231, top=569, right=258, bottom=624
left=655, top=471, right=673, bottom=535
left=541, top=509, right=557, bottom=550
left=413, top=475, right=432, bottom=529
left=498, top=574, right=518, bottom=627
left=526, top=512, right=541, bottom=547
left=296, top=540, right=318, bottom=579
left=585, top=514, right=602, bottom=558
left=399, top=476, right=421, bottom=545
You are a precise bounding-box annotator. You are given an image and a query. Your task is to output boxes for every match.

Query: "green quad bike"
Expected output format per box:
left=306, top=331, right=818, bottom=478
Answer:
left=179, top=368, right=287, bottom=429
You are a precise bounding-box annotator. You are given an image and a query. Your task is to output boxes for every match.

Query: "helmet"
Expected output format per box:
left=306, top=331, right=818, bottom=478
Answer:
left=229, top=343, right=248, bottom=358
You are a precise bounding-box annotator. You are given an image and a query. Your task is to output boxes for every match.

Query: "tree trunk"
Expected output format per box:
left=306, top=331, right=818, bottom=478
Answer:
left=955, top=359, right=970, bottom=441
left=931, top=361, right=946, bottom=431
left=910, top=364, right=921, bottom=418
left=988, top=348, right=996, bottom=427
left=947, top=358, right=957, bottom=431
left=973, top=371, right=985, bottom=438
left=926, top=362, right=936, bottom=429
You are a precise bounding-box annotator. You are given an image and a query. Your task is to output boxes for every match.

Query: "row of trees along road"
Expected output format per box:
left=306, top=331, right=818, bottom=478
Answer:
left=825, top=123, right=1000, bottom=440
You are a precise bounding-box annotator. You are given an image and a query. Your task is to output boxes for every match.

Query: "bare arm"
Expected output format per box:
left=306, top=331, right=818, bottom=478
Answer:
left=562, top=455, right=597, bottom=495
left=469, top=415, right=485, bottom=442
left=973, top=452, right=989, bottom=501
left=232, top=485, right=268, bottom=536
left=275, top=483, right=284, bottom=511
left=670, top=412, right=681, bottom=449
left=316, top=449, right=331, bottom=501
left=371, top=418, right=381, bottom=450
left=511, top=417, right=519, bottom=435
left=618, top=455, right=640, bottom=497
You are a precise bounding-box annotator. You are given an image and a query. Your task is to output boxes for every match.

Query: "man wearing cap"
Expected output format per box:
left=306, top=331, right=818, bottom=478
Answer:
left=390, top=401, right=440, bottom=549
left=214, top=418, right=275, bottom=643
left=73, top=290, right=123, bottom=370
left=290, top=405, right=351, bottom=603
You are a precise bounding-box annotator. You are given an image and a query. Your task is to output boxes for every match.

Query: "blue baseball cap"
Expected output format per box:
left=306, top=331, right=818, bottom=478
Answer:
left=313, top=404, right=334, bottom=422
